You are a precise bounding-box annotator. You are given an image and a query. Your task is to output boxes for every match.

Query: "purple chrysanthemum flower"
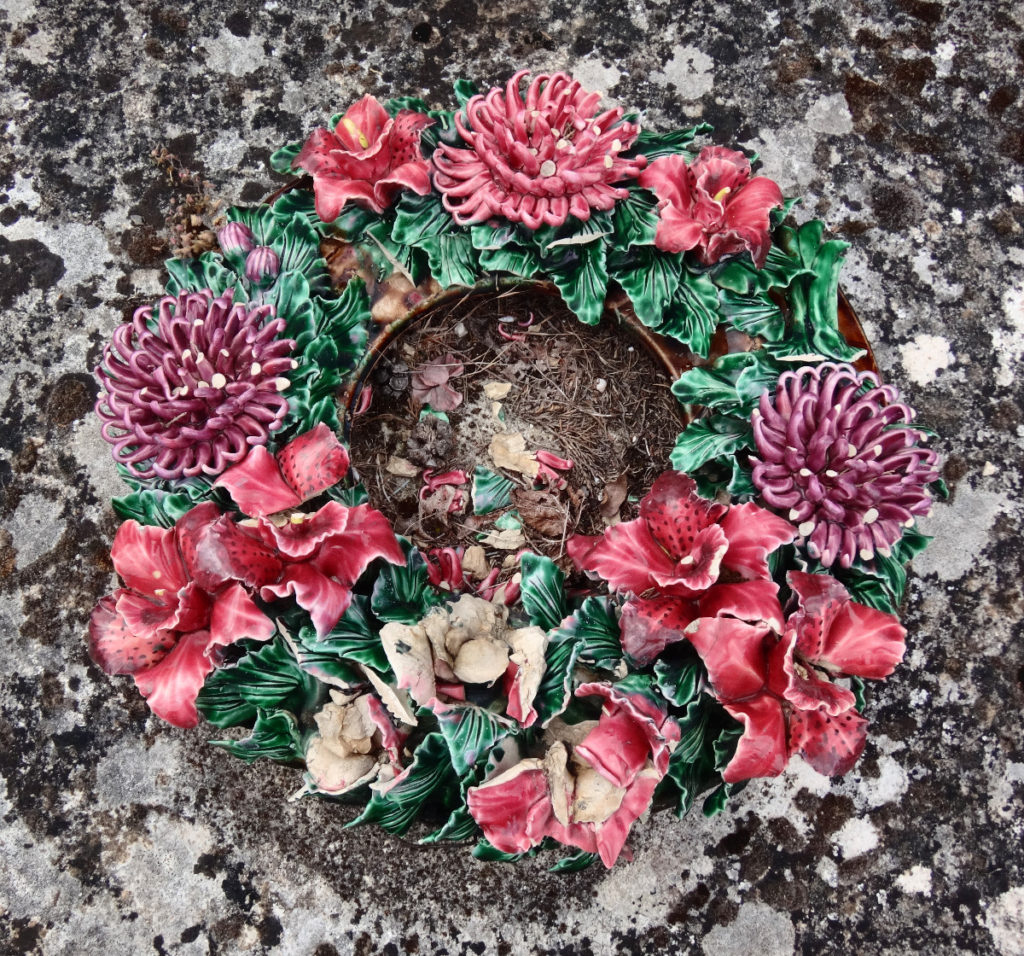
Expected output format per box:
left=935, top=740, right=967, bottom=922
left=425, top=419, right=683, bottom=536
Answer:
left=96, top=289, right=297, bottom=480
left=750, top=362, right=940, bottom=569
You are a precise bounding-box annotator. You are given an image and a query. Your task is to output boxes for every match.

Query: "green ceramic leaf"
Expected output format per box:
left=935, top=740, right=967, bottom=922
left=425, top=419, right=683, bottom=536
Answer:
left=363, top=219, right=427, bottom=285
left=477, top=244, right=541, bottom=278
left=270, top=141, right=302, bottom=174
left=726, top=458, right=758, bottom=500
left=669, top=416, right=754, bottom=474
left=196, top=636, right=322, bottom=729
left=423, top=233, right=478, bottom=288
left=472, top=838, right=530, bottom=863
left=659, top=268, right=721, bottom=357
left=653, top=655, right=702, bottom=708
left=534, top=212, right=612, bottom=253
left=519, top=552, right=568, bottom=631
left=429, top=702, right=517, bottom=776
left=271, top=190, right=329, bottom=234
left=391, top=191, right=454, bottom=245
left=628, top=122, right=713, bottom=160
left=610, top=187, right=661, bottom=248
left=549, top=240, right=608, bottom=326
left=892, top=526, right=933, bottom=561
left=371, top=538, right=444, bottom=624
left=349, top=732, right=458, bottom=835
left=534, top=629, right=583, bottom=727
left=471, top=466, right=515, bottom=514
left=299, top=595, right=390, bottom=673
left=453, top=78, right=479, bottom=108
left=549, top=851, right=600, bottom=873
left=313, top=276, right=372, bottom=370
left=263, top=270, right=317, bottom=346
left=610, top=246, right=684, bottom=328
left=274, top=214, right=331, bottom=293
left=332, top=205, right=381, bottom=243
left=851, top=675, right=867, bottom=713
left=164, top=254, right=236, bottom=298
left=734, top=355, right=781, bottom=410
left=209, top=708, right=305, bottom=764
left=569, top=596, right=623, bottom=671
left=718, top=288, right=786, bottom=342
left=111, top=489, right=195, bottom=528
left=702, top=725, right=746, bottom=817
left=226, top=205, right=278, bottom=245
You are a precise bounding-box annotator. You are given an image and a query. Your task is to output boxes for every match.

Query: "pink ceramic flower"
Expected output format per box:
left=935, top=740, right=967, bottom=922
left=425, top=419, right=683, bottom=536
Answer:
left=466, top=684, right=680, bottom=866
left=95, top=289, right=295, bottom=480
left=686, top=570, right=906, bottom=782
left=432, top=70, right=647, bottom=229
left=294, top=95, right=433, bottom=220
left=89, top=508, right=275, bottom=727
left=215, top=423, right=351, bottom=517
left=637, top=146, right=783, bottom=267
left=750, top=363, right=941, bottom=568
left=568, top=471, right=796, bottom=665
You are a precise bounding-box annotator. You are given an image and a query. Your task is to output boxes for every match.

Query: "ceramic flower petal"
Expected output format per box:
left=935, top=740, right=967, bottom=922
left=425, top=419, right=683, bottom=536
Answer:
left=618, top=595, right=697, bottom=666
left=788, top=705, right=868, bottom=776
left=696, top=579, right=785, bottom=632
left=207, top=582, right=276, bottom=650
left=718, top=503, right=798, bottom=580
left=132, top=630, right=220, bottom=728
left=466, top=758, right=554, bottom=854
left=88, top=592, right=176, bottom=676
left=720, top=696, right=789, bottom=782
left=261, top=563, right=355, bottom=638
left=111, top=520, right=189, bottom=595
left=685, top=616, right=774, bottom=701
left=215, top=445, right=301, bottom=517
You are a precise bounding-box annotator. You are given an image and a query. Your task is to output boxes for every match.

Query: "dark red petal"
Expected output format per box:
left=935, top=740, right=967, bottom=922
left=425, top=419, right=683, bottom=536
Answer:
left=685, top=616, right=774, bottom=701
left=88, top=592, right=176, bottom=676
left=697, top=580, right=784, bottom=631
left=132, top=630, right=218, bottom=728
left=208, top=582, right=275, bottom=650
left=789, top=706, right=868, bottom=776
left=305, top=504, right=406, bottom=584
left=466, top=760, right=553, bottom=855
left=718, top=502, right=797, bottom=581
left=115, top=582, right=209, bottom=643
left=566, top=518, right=674, bottom=595
left=619, top=595, right=696, bottom=666
left=575, top=706, right=653, bottom=789
left=640, top=471, right=726, bottom=560
left=774, top=629, right=857, bottom=716
left=179, top=505, right=283, bottom=591
left=215, top=445, right=301, bottom=517
left=261, top=563, right=353, bottom=638
left=275, top=424, right=350, bottom=505
left=111, top=520, right=189, bottom=595
left=721, top=696, right=790, bottom=783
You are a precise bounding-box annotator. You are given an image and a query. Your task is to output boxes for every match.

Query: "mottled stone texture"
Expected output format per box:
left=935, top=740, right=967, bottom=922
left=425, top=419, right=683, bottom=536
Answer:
left=1, top=0, right=1022, bottom=953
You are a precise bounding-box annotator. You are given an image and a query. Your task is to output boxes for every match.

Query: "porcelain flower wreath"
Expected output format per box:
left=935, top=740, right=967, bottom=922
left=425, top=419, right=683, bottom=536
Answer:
left=88, top=71, right=944, bottom=870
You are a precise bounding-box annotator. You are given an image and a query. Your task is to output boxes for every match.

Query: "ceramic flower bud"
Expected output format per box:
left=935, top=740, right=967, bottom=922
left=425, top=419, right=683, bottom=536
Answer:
left=244, top=246, right=281, bottom=286
left=218, top=221, right=256, bottom=257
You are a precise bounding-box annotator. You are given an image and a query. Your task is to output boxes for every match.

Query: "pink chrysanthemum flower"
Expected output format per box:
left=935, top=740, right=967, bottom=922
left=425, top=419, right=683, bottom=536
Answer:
left=432, top=70, right=647, bottom=229
left=750, top=363, right=940, bottom=569
left=96, top=289, right=296, bottom=480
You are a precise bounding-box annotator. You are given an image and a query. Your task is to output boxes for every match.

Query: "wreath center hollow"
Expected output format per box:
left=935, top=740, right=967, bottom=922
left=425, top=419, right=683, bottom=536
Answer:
left=347, top=284, right=685, bottom=564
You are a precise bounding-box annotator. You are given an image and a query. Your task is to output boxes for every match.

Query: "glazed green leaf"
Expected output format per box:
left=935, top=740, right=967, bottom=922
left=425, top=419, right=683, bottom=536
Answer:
left=263, top=271, right=317, bottom=346
left=610, top=246, right=684, bottom=328
left=270, top=141, right=302, bottom=174
left=304, top=595, right=389, bottom=672
left=429, top=702, right=517, bottom=776
left=274, top=214, right=331, bottom=293
left=726, top=459, right=758, bottom=500
left=471, top=466, right=515, bottom=514
left=112, top=489, right=195, bottom=528
left=271, top=190, right=329, bottom=234
left=628, top=122, right=713, bottom=160
left=568, top=596, right=623, bottom=671
left=659, top=269, right=721, bottom=357
left=653, top=655, right=702, bottom=708
left=312, top=277, right=371, bottom=371
left=472, top=838, right=530, bottom=863
left=164, top=254, right=236, bottom=298
left=670, top=362, right=750, bottom=410
left=391, top=191, right=454, bottom=245
left=519, top=552, right=568, bottom=631
left=348, top=733, right=458, bottom=835
left=851, top=675, right=867, bottom=713
left=209, top=708, right=305, bottom=764
left=718, top=288, right=785, bottom=342
left=423, top=233, right=478, bottom=288
left=363, top=219, right=426, bottom=285
left=549, top=240, right=608, bottom=326
left=534, top=212, right=612, bottom=253
left=196, top=637, right=321, bottom=729
left=611, top=187, right=661, bottom=248
left=702, top=725, right=745, bottom=817
left=371, top=538, right=444, bottom=624
left=453, top=77, right=479, bottom=108
left=534, top=629, right=583, bottom=727
left=549, top=851, right=600, bottom=873
left=332, top=205, right=382, bottom=243
left=226, top=205, right=277, bottom=245
left=669, top=416, right=754, bottom=474
left=471, top=222, right=540, bottom=278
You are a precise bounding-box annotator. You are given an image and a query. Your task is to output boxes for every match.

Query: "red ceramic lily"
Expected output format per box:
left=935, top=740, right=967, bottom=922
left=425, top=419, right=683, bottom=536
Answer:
left=294, top=95, right=433, bottom=221
left=686, top=570, right=906, bottom=782
left=89, top=513, right=275, bottom=728
left=637, top=146, right=783, bottom=268
left=466, top=683, right=680, bottom=867
left=568, top=471, right=796, bottom=665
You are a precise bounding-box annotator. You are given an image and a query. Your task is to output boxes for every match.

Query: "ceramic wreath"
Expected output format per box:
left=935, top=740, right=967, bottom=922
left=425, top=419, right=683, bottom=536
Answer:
left=88, top=71, right=945, bottom=870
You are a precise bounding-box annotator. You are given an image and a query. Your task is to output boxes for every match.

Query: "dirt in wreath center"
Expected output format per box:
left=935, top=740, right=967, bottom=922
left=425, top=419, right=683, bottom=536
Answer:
left=348, top=285, right=684, bottom=570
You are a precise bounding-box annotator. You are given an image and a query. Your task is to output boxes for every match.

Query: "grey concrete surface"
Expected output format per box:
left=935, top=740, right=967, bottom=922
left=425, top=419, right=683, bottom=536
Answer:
left=1, top=0, right=1022, bottom=953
